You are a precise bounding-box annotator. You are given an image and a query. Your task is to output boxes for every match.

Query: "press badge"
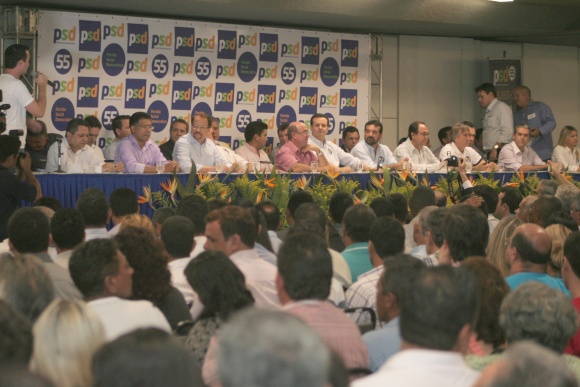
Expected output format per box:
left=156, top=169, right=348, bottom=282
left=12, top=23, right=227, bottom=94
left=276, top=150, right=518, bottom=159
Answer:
left=527, top=113, right=536, bottom=120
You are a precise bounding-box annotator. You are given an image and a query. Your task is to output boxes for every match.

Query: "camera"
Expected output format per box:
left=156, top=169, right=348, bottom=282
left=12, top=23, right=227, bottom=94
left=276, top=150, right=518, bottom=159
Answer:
left=446, top=155, right=458, bottom=167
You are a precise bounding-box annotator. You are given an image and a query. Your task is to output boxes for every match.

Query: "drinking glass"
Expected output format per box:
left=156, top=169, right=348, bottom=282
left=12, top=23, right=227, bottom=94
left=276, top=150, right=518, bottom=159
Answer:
left=216, top=163, right=224, bottom=173
left=311, top=161, right=318, bottom=173
left=156, top=161, right=165, bottom=174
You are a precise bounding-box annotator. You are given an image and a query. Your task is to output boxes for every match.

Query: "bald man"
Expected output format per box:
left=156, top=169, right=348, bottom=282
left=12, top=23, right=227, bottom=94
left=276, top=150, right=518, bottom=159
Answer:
left=515, top=195, right=537, bottom=223
left=505, top=223, right=569, bottom=295
left=275, top=121, right=329, bottom=172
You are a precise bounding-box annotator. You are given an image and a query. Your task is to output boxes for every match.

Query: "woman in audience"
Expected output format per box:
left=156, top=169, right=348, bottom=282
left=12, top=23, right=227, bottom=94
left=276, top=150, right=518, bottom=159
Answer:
left=552, top=125, right=580, bottom=170
left=115, top=226, right=190, bottom=330
left=30, top=299, right=105, bottom=387
left=462, top=257, right=509, bottom=356
left=485, top=216, right=522, bottom=277
left=546, top=224, right=572, bottom=278
left=184, top=250, right=255, bottom=366
left=119, top=213, right=156, bottom=235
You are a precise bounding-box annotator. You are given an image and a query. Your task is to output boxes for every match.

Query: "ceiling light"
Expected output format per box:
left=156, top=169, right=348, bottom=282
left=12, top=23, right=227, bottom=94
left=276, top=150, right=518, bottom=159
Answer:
left=489, top=0, right=514, bottom=2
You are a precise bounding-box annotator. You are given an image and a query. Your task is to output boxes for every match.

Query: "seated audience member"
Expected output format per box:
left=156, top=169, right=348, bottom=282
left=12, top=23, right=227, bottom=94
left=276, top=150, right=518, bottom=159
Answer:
left=537, top=179, right=559, bottom=196
left=394, top=121, right=442, bottom=172
left=30, top=299, right=105, bottom=387
left=256, top=201, right=283, bottom=254
left=475, top=341, right=577, bottom=387
left=235, top=121, right=272, bottom=171
left=467, top=282, right=580, bottom=380
left=24, top=120, right=61, bottom=171
left=563, top=232, right=580, bottom=356
left=434, top=190, right=448, bottom=207
left=472, top=185, right=500, bottom=233
left=462, top=258, right=509, bottom=356
left=409, top=206, right=438, bottom=264
left=389, top=193, right=409, bottom=224
left=93, top=328, right=202, bottom=387
left=107, top=188, right=139, bottom=237
left=76, top=188, right=110, bottom=240
left=275, top=121, right=329, bottom=172
left=369, top=196, right=394, bottom=218
left=204, top=206, right=279, bottom=310
left=0, top=300, right=33, bottom=368
left=217, top=309, right=330, bottom=387
left=515, top=194, right=538, bottom=222
left=328, top=191, right=354, bottom=242
left=33, top=196, right=62, bottom=212
left=552, top=125, right=580, bottom=169
left=269, top=123, right=289, bottom=163
left=103, top=114, right=131, bottom=160
left=115, top=112, right=179, bottom=173
left=546, top=224, right=572, bottom=277
left=499, top=124, right=558, bottom=172
left=351, top=120, right=405, bottom=171
left=363, top=255, right=426, bottom=372
left=432, top=126, right=452, bottom=160
left=8, top=208, right=81, bottom=300
left=69, top=239, right=171, bottom=340
left=277, top=233, right=369, bottom=372
left=277, top=190, right=314, bottom=240
left=494, top=186, right=523, bottom=220
left=50, top=208, right=85, bottom=269
left=439, top=204, right=489, bottom=265
left=341, top=125, right=360, bottom=153
left=118, top=213, right=156, bottom=235
left=439, top=122, right=495, bottom=171
left=176, top=194, right=209, bottom=260
left=505, top=223, right=569, bottom=294
left=173, top=112, right=230, bottom=173
left=353, top=266, right=479, bottom=386
left=237, top=203, right=277, bottom=266
left=422, top=207, right=448, bottom=264
left=0, top=253, right=54, bottom=323
left=556, top=185, right=578, bottom=215
left=486, top=216, right=522, bottom=278
left=341, top=204, right=377, bottom=280
left=116, top=227, right=190, bottom=330
left=545, top=211, right=578, bottom=233
left=405, top=186, right=436, bottom=250
left=152, top=207, right=175, bottom=237
left=184, top=250, right=254, bottom=366
left=160, top=119, right=188, bottom=161
left=570, top=194, right=580, bottom=230
left=528, top=195, right=563, bottom=228
left=346, top=216, right=405, bottom=325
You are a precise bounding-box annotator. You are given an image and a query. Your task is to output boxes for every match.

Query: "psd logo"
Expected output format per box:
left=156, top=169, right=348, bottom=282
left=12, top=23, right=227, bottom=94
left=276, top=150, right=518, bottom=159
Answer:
left=341, top=40, right=358, bottom=67
left=299, top=87, right=318, bottom=115
left=172, top=81, right=193, bottom=111
left=217, top=30, right=237, bottom=60
left=257, top=85, right=276, bottom=114
left=339, top=89, right=357, bottom=116
left=151, top=30, right=173, bottom=50
left=127, top=23, right=148, bottom=54
left=174, top=27, right=195, bottom=57
left=301, top=37, right=319, bottom=65
left=53, top=25, right=76, bottom=44
left=77, top=77, right=99, bottom=108
left=103, top=23, right=125, bottom=40
left=214, top=83, right=235, bottom=112
left=125, top=78, right=147, bottom=109
left=79, top=20, right=101, bottom=52
left=259, top=33, right=278, bottom=62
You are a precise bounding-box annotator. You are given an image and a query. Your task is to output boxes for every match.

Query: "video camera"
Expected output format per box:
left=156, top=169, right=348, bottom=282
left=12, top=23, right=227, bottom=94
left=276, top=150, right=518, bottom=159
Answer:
left=0, top=90, right=11, bottom=135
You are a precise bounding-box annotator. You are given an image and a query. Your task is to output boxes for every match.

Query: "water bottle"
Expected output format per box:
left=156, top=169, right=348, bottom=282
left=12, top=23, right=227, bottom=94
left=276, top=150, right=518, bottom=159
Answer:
left=465, top=156, right=472, bottom=173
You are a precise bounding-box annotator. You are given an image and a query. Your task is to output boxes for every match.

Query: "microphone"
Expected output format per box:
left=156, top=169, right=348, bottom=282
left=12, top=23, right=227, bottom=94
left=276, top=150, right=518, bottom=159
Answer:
left=30, top=71, right=55, bottom=88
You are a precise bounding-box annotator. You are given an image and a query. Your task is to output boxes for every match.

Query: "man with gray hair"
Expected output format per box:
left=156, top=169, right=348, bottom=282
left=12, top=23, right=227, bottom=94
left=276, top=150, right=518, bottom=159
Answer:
left=536, top=179, right=559, bottom=196
left=423, top=207, right=448, bottom=264
left=217, top=309, right=330, bottom=387
left=571, top=194, right=580, bottom=230
left=409, top=205, right=438, bottom=265
left=556, top=184, right=578, bottom=214
left=516, top=194, right=538, bottom=223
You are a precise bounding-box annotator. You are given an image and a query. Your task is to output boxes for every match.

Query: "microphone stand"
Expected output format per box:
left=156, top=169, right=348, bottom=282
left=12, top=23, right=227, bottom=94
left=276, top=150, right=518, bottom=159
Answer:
left=56, top=140, right=65, bottom=173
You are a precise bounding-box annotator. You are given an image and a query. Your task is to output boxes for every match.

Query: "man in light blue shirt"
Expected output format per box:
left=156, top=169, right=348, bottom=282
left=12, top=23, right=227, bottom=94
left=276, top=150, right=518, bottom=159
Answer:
left=351, top=120, right=406, bottom=171
left=341, top=204, right=376, bottom=280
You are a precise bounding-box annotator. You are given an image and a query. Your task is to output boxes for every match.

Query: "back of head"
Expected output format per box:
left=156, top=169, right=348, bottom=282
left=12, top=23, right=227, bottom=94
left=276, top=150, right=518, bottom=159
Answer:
left=3, top=44, right=28, bottom=69
left=33, top=197, right=63, bottom=213
left=537, top=180, right=559, bottom=196
left=328, top=192, right=354, bottom=223
left=50, top=208, right=85, bottom=251
left=510, top=226, right=551, bottom=265
left=218, top=309, right=330, bottom=387
left=388, top=193, right=409, bottom=223
left=400, top=266, right=477, bottom=350
left=288, top=219, right=325, bottom=240
left=109, top=188, right=138, bottom=218
left=119, top=214, right=155, bottom=235
left=93, top=328, right=200, bottom=387
left=278, top=234, right=332, bottom=300
left=370, top=216, right=405, bottom=258
left=424, top=207, right=448, bottom=248
left=175, top=194, right=209, bottom=236
left=564, top=232, right=580, bottom=278
left=256, top=201, right=280, bottom=231
left=286, top=190, right=314, bottom=218
left=500, top=282, right=577, bottom=353
left=473, top=185, right=499, bottom=216
left=443, top=204, right=489, bottom=263
left=555, top=185, right=578, bottom=214
left=161, top=216, right=195, bottom=258
left=544, top=210, right=578, bottom=232
left=294, top=202, right=326, bottom=232
left=76, top=188, right=109, bottom=228
left=0, top=253, right=54, bottom=323
left=151, top=207, right=175, bottom=227
left=409, top=185, right=436, bottom=217
left=529, top=195, right=563, bottom=228
left=69, top=239, right=119, bottom=299
left=343, top=204, right=377, bottom=243
left=8, top=208, right=50, bottom=253
left=369, top=197, right=394, bottom=218
left=0, top=299, right=33, bottom=368
left=0, top=135, right=21, bottom=163
left=380, top=255, right=426, bottom=303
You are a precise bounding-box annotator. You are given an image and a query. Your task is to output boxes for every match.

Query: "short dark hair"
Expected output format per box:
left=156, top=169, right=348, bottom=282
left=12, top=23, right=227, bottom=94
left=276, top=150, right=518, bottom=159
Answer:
left=364, top=120, right=383, bottom=134
left=278, top=234, right=332, bottom=300
left=76, top=188, right=109, bottom=227
left=288, top=219, right=324, bottom=239
left=473, top=185, right=499, bottom=216
left=328, top=192, right=354, bottom=224
left=109, top=188, right=139, bottom=218
left=310, top=113, right=329, bottom=127
left=500, top=186, right=524, bottom=214
left=66, top=118, right=89, bottom=135
left=112, top=115, right=130, bottom=138
left=152, top=207, right=175, bottom=226
left=400, top=266, right=477, bottom=350
left=69, top=239, right=120, bottom=299
left=206, top=206, right=256, bottom=248
left=380, top=255, right=426, bottom=302
left=0, top=300, right=33, bottom=367
left=370, top=217, right=405, bottom=258
left=475, top=82, right=497, bottom=98
left=388, top=193, right=409, bottom=223
left=4, top=44, right=28, bottom=69
left=343, top=204, right=376, bottom=243
left=244, top=121, right=268, bottom=143
left=161, top=216, right=195, bottom=258
left=171, top=118, right=189, bottom=133
left=175, top=195, right=208, bottom=236
left=294, top=203, right=326, bottom=232
left=286, top=190, right=314, bottom=218
left=369, top=197, right=394, bottom=218
left=425, top=207, right=447, bottom=248
left=407, top=121, right=426, bottom=138
left=409, top=185, right=436, bottom=216
left=0, top=135, right=21, bottom=162
left=442, top=204, right=489, bottom=263
left=8, top=208, right=49, bottom=253
left=50, top=208, right=85, bottom=250
left=84, top=115, right=102, bottom=129
left=437, top=126, right=452, bottom=143
left=277, top=123, right=289, bottom=134
left=33, top=197, right=63, bottom=212
left=530, top=196, right=563, bottom=228
left=129, top=112, right=151, bottom=127
left=564, top=232, right=580, bottom=278
left=256, top=202, right=281, bottom=231
left=511, top=231, right=551, bottom=265
left=342, top=126, right=359, bottom=140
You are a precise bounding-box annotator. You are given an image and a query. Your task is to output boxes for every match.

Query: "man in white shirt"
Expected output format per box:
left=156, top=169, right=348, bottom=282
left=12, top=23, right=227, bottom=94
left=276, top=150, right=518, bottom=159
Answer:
left=394, top=121, right=442, bottom=172
left=204, top=206, right=279, bottom=310
left=50, top=208, right=85, bottom=269
left=103, top=115, right=130, bottom=160
left=351, top=120, right=406, bottom=171
left=498, top=124, right=559, bottom=172
left=439, top=122, right=495, bottom=172
left=76, top=188, right=110, bottom=241
left=235, top=121, right=273, bottom=172
left=69, top=238, right=170, bottom=341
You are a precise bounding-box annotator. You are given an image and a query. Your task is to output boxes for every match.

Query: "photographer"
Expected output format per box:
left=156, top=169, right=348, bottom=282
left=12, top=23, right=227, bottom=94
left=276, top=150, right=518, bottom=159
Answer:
left=0, top=135, right=42, bottom=241
left=0, top=44, right=48, bottom=133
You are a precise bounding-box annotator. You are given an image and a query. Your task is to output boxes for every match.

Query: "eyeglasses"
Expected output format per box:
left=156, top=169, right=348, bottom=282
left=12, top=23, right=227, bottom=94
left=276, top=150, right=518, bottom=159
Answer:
left=297, top=130, right=310, bottom=136
left=136, top=124, right=154, bottom=130
left=192, top=125, right=208, bottom=130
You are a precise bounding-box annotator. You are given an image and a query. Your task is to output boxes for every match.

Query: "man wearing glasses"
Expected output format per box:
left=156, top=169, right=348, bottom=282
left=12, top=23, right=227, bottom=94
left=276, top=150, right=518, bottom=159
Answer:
left=351, top=120, right=405, bottom=171
left=275, top=121, right=329, bottom=172
left=116, top=112, right=179, bottom=173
